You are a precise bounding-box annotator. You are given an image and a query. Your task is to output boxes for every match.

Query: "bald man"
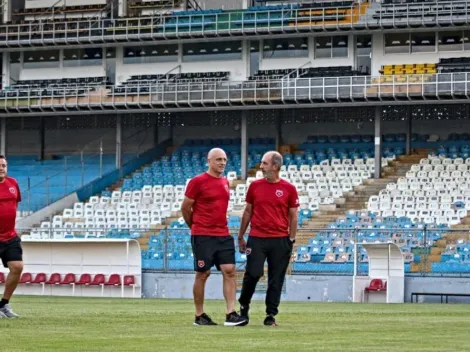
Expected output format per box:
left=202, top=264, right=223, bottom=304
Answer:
left=237, top=151, right=299, bottom=326
left=182, top=148, right=247, bottom=327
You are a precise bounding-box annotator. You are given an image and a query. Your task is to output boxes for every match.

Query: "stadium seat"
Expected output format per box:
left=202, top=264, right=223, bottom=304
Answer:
left=0, top=272, right=5, bottom=284
left=19, top=273, right=33, bottom=284
left=31, top=273, right=48, bottom=294
left=75, top=273, right=92, bottom=286
left=123, top=275, right=138, bottom=298
left=45, top=273, right=62, bottom=285
left=60, top=273, right=77, bottom=295
left=365, top=279, right=387, bottom=292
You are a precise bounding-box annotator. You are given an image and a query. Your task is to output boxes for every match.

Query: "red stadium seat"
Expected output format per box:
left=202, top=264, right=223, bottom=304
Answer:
left=0, top=272, right=5, bottom=284
left=365, top=279, right=387, bottom=292
left=89, top=274, right=105, bottom=286
left=45, top=273, right=61, bottom=285
left=123, top=275, right=137, bottom=297
left=19, top=272, right=33, bottom=284
left=75, top=273, right=92, bottom=285
left=104, top=274, right=121, bottom=286
left=31, top=273, right=47, bottom=284
left=31, top=273, right=47, bottom=294
left=60, top=273, right=76, bottom=285
left=60, top=273, right=77, bottom=295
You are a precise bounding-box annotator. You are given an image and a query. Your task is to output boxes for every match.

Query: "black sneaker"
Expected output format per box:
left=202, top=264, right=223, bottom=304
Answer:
left=240, top=304, right=250, bottom=321
left=194, top=313, right=217, bottom=326
left=263, top=315, right=277, bottom=326
left=224, top=311, right=248, bottom=326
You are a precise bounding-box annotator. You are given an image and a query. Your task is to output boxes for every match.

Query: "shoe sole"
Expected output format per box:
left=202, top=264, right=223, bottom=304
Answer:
left=224, top=320, right=249, bottom=327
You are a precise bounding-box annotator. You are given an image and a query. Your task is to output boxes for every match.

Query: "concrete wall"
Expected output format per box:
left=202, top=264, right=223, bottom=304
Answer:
left=142, top=272, right=470, bottom=303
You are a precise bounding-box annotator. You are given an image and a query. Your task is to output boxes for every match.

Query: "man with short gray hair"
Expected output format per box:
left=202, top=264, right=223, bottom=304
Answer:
left=237, top=151, right=299, bottom=326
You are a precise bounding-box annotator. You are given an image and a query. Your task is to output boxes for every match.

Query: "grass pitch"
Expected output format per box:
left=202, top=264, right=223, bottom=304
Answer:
left=1, top=296, right=469, bottom=352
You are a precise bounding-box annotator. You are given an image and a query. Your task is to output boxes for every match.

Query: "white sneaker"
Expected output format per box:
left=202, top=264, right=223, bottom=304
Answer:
left=0, top=304, right=19, bottom=318
left=0, top=310, right=7, bottom=318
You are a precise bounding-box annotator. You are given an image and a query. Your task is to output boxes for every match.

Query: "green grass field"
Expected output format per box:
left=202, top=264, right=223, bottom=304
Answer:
left=1, top=296, right=469, bottom=352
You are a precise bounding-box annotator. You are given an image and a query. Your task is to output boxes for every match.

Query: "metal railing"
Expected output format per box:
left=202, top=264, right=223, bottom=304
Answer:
left=1, top=73, right=470, bottom=113
left=0, top=1, right=469, bottom=47
left=16, top=226, right=470, bottom=276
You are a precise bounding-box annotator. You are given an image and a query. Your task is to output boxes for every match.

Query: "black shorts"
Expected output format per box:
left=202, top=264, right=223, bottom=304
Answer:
left=191, top=235, right=235, bottom=272
left=0, top=236, right=23, bottom=268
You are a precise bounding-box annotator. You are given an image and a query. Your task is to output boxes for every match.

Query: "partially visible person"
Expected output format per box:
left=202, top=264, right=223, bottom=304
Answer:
left=237, top=151, right=299, bottom=326
left=181, top=148, right=247, bottom=327
left=0, top=155, right=23, bottom=318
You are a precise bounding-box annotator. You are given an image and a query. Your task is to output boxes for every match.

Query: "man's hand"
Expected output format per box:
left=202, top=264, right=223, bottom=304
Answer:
left=238, top=237, right=247, bottom=253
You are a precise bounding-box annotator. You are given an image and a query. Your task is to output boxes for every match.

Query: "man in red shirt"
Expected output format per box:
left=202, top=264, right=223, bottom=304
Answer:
left=237, top=151, right=299, bottom=326
left=181, top=148, right=247, bottom=327
left=0, top=155, right=23, bottom=318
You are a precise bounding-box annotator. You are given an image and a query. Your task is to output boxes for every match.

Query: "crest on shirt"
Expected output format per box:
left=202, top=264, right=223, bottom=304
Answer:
left=198, top=260, right=205, bottom=268
left=9, top=187, right=16, bottom=195
left=275, top=190, right=283, bottom=198
left=245, top=248, right=252, bottom=255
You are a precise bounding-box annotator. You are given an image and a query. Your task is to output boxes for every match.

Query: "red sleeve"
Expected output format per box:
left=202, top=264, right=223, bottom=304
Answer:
left=245, top=182, right=255, bottom=204
left=185, top=177, right=200, bottom=200
left=288, top=184, right=299, bottom=208
left=16, top=181, right=21, bottom=203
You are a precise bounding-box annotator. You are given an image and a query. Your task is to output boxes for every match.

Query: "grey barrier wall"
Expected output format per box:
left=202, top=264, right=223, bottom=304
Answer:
left=142, top=272, right=470, bottom=303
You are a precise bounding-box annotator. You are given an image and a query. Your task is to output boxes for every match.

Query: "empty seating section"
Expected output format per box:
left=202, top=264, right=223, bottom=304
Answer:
left=374, top=1, right=470, bottom=20
left=1, top=77, right=110, bottom=98
left=12, top=4, right=107, bottom=22
left=293, top=212, right=448, bottom=273
left=250, top=66, right=360, bottom=81
left=35, top=138, right=274, bottom=239
left=113, top=72, right=229, bottom=94
left=9, top=154, right=120, bottom=212
left=437, top=238, right=470, bottom=273
left=380, top=64, right=437, bottom=75
left=438, top=57, right=470, bottom=74
left=369, top=156, right=470, bottom=226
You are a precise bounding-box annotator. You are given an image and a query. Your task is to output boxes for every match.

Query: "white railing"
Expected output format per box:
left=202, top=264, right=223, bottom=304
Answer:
left=1, top=73, right=469, bottom=111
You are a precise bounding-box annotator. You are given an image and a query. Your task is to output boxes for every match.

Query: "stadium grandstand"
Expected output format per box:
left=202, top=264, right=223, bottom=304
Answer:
left=1, top=0, right=470, bottom=312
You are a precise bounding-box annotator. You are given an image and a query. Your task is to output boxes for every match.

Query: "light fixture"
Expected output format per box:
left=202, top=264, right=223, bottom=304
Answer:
left=39, top=56, right=44, bottom=60
left=301, top=43, right=308, bottom=49
left=72, top=54, right=77, bottom=58
left=94, top=53, right=101, bottom=58
left=200, top=49, right=207, bottom=53
left=128, top=51, right=134, bottom=56
left=106, top=52, right=112, bottom=57
left=83, top=53, right=89, bottom=58
left=392, top=40, right=401, bottom=45
left=140, top=49, right=146, bottom=55
left=164, top=49, right=169, bottom=54
left=237, top=47, right=242, bottom=51
left=288, top=43, right=295, bottom=49
left=338, top=40, right=346, bottom=46
left=50, top=56, right=55, bottom=60
left=151, top=50, right=158, bottom=54
left=212, top=48, right=219, bottom=52
left=276, top=44, right=282, bottom=49
left=225, top=47, right=232, bottom=52
left=250, top=46, right=256, bottom=51
left=187, top=49, right=193, bottom=54
left=264, top=45, right=270, bottom=49
left=28, top=56, right=33, bottom=61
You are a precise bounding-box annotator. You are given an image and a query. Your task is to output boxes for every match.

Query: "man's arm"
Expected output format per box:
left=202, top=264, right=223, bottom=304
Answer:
left=238, top=203, right=253, bottom=239
left=288, top=207, right=298, bottom=241
left=181, top=197, right=195, bottom=228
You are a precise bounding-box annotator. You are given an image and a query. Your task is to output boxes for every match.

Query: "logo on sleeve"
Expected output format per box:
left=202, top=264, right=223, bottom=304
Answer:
left=275, top=190, right=284, bottom=198
left=9, top=187, right=16, bottom=195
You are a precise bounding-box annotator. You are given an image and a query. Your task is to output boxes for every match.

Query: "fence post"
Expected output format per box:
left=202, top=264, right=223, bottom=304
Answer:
left=164, top=228, right=169, bottom=272
left=423, top=225, right=428, bottom=275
